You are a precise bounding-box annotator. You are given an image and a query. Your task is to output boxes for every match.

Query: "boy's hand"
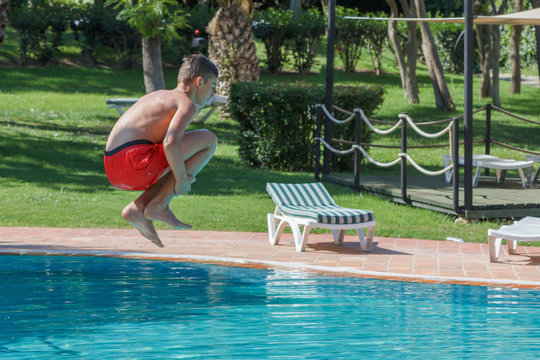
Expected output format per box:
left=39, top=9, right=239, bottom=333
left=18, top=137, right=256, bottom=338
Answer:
left=174, top=174, right=196, bottom=195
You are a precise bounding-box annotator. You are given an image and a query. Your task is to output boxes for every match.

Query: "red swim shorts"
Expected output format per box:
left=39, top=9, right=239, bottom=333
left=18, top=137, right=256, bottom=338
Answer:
left=104, top=140, right=170, bottom=191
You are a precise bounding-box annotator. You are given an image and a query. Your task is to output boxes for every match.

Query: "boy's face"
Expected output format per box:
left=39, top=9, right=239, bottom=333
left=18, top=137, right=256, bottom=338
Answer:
left=195, top=75, right=217, bottom=106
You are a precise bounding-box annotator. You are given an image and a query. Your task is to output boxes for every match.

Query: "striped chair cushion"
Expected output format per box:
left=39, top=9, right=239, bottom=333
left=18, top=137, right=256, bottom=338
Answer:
left=266, top=182, right=374, bottom=225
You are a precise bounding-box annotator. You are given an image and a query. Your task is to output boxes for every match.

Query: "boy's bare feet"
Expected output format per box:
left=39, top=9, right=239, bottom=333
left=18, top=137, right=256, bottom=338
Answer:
left=122, top=202, right=164, bottom=247
left=144, top=204, right=192, bottom=230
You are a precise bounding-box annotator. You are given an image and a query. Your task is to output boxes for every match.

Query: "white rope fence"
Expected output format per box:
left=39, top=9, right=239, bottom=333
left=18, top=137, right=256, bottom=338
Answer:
left=398, top=113, right=453, bottom=138
left=315, top=104, right=355, bottom=125
left=316, top=104, right=454, bottom=137
left=354, top=108, right=403, bottom=135
left=315, top=137, right=454, bottom=175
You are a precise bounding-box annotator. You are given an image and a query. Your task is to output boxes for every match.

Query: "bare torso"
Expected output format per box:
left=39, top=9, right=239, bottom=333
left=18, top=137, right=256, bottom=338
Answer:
left=105, top=89, right=195, bottom=151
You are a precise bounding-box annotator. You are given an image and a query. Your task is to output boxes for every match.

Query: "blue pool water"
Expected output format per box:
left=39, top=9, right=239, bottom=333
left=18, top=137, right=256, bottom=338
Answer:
left=1, top=255, right=539, bottom=359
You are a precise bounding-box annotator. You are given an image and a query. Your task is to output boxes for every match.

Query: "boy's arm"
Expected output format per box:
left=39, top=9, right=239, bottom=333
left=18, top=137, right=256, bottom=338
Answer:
left=163, top=103, right=197, bottom=195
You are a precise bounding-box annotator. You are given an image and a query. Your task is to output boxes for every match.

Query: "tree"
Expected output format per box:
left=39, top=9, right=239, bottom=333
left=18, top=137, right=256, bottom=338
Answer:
left=531, top=0, right=540, bottom=83
left=475, top=0, right=493, bottom=98
left=110, top=0, right=189, bottom=93
left=385, top=0, right=420, bottom=104
left=206, top=0, right=259, bottom=98
left=0, top=0, right=8, bottom=45
left=415, top=0, right=455, bottom=111
left=509, top=0, right=524, bottom=94
left=488, top=0, right=508, bottom=107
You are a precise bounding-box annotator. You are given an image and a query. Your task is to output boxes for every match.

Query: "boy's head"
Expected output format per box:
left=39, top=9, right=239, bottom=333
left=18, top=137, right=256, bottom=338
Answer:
left=178, top=54, right=219, bottom=85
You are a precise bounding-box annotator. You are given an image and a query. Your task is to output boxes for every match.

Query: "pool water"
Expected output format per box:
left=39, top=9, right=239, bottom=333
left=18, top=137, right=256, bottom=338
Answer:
left=1, top=255, right=539, bottom=359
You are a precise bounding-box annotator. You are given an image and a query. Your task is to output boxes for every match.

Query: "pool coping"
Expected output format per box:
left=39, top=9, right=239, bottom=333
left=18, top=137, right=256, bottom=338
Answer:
left=1, top=227, right=539, bottom=289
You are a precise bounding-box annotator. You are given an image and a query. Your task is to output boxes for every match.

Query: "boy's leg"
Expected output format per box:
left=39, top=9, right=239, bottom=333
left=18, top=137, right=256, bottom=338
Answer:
left=144, top=129, right=218, bottom=228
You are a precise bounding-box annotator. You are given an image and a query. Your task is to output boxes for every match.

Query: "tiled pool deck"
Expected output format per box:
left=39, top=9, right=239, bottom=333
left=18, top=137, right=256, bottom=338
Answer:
left=1, top=227, right=539, bottom=289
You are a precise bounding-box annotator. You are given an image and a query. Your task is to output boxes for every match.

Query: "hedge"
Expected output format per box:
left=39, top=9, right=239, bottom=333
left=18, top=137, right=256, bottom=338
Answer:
left=229, top=82, right=385, bottom=172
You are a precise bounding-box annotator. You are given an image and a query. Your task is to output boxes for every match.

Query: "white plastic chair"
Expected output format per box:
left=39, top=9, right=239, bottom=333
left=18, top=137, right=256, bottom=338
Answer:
left=487, top=216, right=540, bottom=262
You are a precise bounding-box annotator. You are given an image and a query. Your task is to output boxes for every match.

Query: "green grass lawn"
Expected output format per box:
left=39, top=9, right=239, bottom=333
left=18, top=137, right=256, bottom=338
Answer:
left=1, top=28, right=539, bottom=244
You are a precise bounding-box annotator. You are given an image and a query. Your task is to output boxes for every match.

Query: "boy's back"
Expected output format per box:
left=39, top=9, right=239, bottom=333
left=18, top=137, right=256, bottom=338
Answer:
left=106, top=89, right=195, bottom=152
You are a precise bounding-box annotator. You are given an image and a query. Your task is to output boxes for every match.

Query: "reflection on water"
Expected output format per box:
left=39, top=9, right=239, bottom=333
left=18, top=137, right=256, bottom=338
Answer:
left=0, top=256, right=538, bottom=359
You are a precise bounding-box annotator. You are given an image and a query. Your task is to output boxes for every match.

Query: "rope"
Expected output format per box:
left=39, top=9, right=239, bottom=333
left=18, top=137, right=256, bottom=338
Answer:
left=399, top=113, right=452, bottom=138
left=316, top=138, right=454, bottom=174
left=315, top=137, right=356, bottom=155
left=354, top=108, right=403, bottom=135
left=490, top=140, right=540, bottom=155
left=315, top=104, right=355, bottom=125
left=354, top=145, right=402, bottom=168
left=401, top=153, right=454, bottom=176
left=491, top=105, right=540, bottom=126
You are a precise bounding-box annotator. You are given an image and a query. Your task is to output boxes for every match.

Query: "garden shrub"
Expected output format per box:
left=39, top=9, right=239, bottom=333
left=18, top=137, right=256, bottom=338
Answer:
left=286, top=8, right=325, bottom=74
left=430, top=20, right=465, bottom=74
left=9, top=0, right=69, bottom=64
left=252, top=7, right=293, bottom=73
left=362, top=13, right=388, bottom=75
left=335, top=6, right=365, bottom=73
left=229, top=82, right=385, bottom=171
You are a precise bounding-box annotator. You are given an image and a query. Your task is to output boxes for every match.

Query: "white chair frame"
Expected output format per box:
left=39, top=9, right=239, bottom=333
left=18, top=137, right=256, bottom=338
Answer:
left=487, top=216, right=540, bottom=262
left=267, top=207, right=376, bottom=252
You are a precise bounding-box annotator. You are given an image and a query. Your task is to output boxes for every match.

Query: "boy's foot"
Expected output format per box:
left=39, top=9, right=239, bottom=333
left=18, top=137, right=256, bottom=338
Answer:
left=122, top=202, right=164, bottom=247
left=144, top=204, right=192, bottom=230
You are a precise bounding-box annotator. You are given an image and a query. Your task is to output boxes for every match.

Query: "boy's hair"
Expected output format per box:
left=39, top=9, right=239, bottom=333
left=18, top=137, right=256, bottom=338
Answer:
left=178, top=54, right=219, bottom=84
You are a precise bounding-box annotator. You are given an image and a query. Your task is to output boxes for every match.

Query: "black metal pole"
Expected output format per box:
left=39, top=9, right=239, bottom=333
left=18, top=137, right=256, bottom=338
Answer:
left=452, top=118, right=462, bottom=215
left=401, top=114, right=408, bottom=203
left=464, top=0, right=474, bottom=212
left=354, top=111, right=361, bottom=189
left=315, top=106, right=322, bottom=181
left=484, top=103, right=491, bottom=176
left=323, top=0, right=336, bottom=177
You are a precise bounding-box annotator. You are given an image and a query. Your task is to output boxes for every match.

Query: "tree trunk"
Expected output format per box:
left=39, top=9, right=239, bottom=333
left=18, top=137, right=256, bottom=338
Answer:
left=385, top=0, right=419, bottom=104
left=0, top=0, right=8, bottom=45
left=415, top=0, right=455, bottom=111
left=142, top=36, right=166, bottom=93
left=491, top=26, right=502, bottom=106
left=532, top=0, right=540, bottom=84
left=289, top=0, right=302, bottom=13
left=509, top=0, right=523, bottom=94
left=489, top=0, right=508, bottom=107
left=475, top=0, right=492, bottom=98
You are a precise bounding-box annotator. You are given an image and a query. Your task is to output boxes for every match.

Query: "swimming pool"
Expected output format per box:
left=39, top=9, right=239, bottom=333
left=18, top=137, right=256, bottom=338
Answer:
left=1, top=255, right=539, bottom=359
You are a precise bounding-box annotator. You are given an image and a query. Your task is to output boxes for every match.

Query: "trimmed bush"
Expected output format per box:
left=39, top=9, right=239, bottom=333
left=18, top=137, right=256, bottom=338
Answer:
left=229, top=82, right=385, bottom=171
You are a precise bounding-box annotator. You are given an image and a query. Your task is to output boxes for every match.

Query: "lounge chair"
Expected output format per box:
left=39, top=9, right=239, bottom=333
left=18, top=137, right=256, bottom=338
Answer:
left=488, top=216, right=540, bottom=262
left=266, top=182, right=375, bottom=252
left=443, top=154, right=533, bottom=187
left=525, top=154, right=540, bottom=183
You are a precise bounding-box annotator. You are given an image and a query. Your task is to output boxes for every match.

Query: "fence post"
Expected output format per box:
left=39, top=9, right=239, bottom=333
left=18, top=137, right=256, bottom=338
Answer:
left=484, top=103, right=491, bottom=176
left=354, top=110, right=361, bottom=189
left=315, top=105, right=322, bottom=181
left=401, top=113, right=409, bottom=203
left=452, top=118, right=462, bottom=215
left=323, top=106, right=332, bottom=176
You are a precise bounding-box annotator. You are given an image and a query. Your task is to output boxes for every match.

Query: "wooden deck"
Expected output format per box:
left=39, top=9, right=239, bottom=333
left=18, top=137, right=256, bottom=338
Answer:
left=324, top=173, right=540, bottom=219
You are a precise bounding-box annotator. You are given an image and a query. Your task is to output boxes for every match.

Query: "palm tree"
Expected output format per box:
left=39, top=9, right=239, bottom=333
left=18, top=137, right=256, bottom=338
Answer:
left=0, top=0, right=8, bottom=45
left=206, top=0, right=259, bottom=98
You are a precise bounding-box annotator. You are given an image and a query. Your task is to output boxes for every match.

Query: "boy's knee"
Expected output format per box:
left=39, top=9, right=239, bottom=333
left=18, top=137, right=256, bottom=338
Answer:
left=202, top=129, right=218, bottom=148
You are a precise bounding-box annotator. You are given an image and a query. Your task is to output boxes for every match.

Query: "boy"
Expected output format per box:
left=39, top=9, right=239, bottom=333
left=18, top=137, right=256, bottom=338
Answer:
left=104, top=54, right=219, bottom=247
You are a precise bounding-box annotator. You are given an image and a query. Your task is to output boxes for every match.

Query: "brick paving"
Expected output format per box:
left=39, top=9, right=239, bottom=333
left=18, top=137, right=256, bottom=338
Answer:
left=0, top=227, right=539, bottom=289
